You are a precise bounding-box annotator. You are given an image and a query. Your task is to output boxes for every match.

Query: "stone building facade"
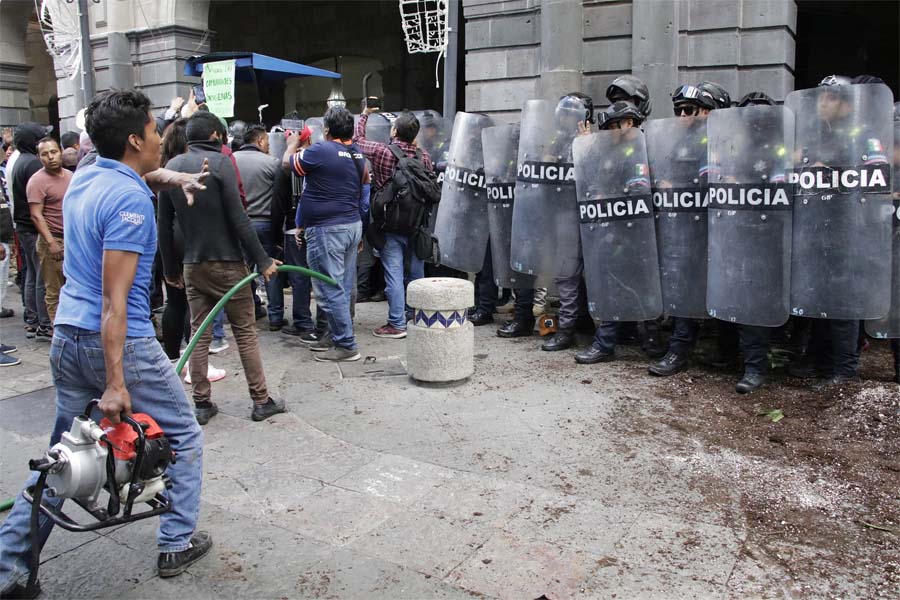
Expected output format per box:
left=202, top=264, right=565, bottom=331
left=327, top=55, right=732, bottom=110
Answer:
left=463, top=0, right=798, bottom=122
left=1, top=1, right=895, bottom=132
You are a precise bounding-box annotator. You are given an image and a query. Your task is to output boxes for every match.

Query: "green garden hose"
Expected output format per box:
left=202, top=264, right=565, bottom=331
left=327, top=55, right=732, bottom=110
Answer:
left=174, top=264, right=336, bottom=374
left=0, top=264, right=336, bottom=513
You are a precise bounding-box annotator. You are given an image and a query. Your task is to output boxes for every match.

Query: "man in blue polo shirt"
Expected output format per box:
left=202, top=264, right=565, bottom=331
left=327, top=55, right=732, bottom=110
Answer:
left=0, top=90, right=210, bottom=597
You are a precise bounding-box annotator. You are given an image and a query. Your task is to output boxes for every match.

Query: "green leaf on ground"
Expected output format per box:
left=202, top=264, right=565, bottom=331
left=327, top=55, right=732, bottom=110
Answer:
left=757, top=408, right=784, bottom=423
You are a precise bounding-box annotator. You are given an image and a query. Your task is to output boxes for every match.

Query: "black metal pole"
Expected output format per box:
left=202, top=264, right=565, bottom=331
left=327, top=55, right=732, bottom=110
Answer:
left=77, top=0, right=96, bottom=106
left=442, top=0, right=459, bottom=121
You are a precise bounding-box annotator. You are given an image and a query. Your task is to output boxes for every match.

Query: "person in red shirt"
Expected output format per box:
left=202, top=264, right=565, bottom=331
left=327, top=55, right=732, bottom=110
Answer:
left=27, top=137, right=72, bottom=324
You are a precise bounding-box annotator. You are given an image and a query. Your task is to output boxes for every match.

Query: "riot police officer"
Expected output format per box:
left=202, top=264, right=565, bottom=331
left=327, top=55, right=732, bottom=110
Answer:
left=707, top=91, right=793, bottom=393
left=575, top=101, right=662, bottom=363
left=648, top=81, right=731, bottom=377
left=788, top=76, right=893, bottom=387
left=541, top=92, right=596, bottom=352
left=606, top=75, right=652, bottom=119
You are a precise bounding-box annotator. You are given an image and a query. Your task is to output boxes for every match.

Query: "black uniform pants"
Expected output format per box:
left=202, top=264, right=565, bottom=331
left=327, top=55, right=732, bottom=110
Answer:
left=357, top=237, right=383, bottom=298
left=475, top=242, right=499, bottom=314
left=555, top=260, right=588, bottom=330
left=513, top=288, right=535, bottom=322
left=669, top=317, right=700, bottom=356
left=808, top=319, right=861, bottom=378
left=739, top=325, right=771, bottom=376
left=593, top=320, right=662, bottom=354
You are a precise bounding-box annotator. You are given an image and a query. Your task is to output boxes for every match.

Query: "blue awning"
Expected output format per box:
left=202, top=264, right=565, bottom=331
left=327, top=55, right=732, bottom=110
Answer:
left=184, top=52, right=341, bottom=82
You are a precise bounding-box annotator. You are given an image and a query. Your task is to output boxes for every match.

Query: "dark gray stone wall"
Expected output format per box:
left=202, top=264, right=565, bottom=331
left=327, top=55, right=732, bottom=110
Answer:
left=463, top=0, right=797, bottom=119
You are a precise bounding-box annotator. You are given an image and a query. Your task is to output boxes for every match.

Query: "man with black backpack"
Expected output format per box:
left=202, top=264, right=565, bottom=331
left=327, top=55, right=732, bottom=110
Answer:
left=355, top=107, right=440, bottom=339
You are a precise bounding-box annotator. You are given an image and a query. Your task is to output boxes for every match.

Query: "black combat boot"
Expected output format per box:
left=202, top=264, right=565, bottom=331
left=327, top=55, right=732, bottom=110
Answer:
left=648, top=351, right=688, bottom=376
left=497, top=318, right=534, bottom=338
left=541, top=328, right=576, bottom=351
left=735, top=373, right=766, bottom=394
left=468, top=310, right=494, bottom=326
left=574, top=344, right=615, bottom=364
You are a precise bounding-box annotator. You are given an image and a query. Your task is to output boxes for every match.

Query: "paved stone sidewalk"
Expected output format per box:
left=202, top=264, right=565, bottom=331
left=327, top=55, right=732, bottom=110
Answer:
left=0, top=290, right=795, bottom=599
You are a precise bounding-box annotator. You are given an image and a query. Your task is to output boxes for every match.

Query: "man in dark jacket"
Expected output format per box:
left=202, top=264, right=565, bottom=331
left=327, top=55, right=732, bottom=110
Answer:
left=158, top=112, right=284, bottom=424
left=10, top=122, right=52, bottom=338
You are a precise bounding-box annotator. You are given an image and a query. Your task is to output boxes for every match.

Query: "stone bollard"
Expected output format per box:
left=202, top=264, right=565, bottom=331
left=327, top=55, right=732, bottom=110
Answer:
left=405, top=277, right=474, bottom=383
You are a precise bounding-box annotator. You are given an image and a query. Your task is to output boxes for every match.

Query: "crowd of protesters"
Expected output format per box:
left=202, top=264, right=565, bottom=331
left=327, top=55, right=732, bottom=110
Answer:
left=0, top=90, right=440, bottom=425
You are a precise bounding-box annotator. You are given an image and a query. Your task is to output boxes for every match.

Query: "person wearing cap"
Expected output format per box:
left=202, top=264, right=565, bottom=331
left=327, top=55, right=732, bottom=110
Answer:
left=9, top=122, right=54, bottom=340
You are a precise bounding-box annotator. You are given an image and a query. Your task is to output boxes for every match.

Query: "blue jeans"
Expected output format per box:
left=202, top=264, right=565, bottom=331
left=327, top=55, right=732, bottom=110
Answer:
left=251, top=221, right=283, bottom=325
left=212, top=311, right=226, bottom=340
left=381, top=233, right=424, bottom=330
left=0, top=325, right=203, bottom=590
left=283, top=233, right=327, bottom=332
left=18, top=231, right=50, bottom=328
left=306, top=222, right=362, bottom=349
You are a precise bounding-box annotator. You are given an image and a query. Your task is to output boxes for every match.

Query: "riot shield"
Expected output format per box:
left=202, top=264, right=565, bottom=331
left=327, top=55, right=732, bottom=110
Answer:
left=574, top=129, right=662, bottom=321
left=482, top=123, right=537, bottom=289
left=786, top=83, right=894, bottom=319
left=705, top=106, right=795, bottom=327
left=433, top=112, right=494, bottom=272
left=267, top=131, right=287, bottom=160
left=305, top=117, right=325, bottom=144
left=510, top=100, right=581, bottom=284
left=360, top=112, right=395, bottom=144
left=415, top=111, right=452, bottom=183
left=416, top=112, right=453, bottom=233
left=645, top=116, right=710, bottom=318
left=866, top=108, right=900, bottom=338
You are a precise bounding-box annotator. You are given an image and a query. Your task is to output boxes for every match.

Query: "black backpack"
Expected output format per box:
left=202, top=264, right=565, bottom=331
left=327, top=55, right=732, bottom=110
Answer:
left=367, top=145, right=441, bottom=250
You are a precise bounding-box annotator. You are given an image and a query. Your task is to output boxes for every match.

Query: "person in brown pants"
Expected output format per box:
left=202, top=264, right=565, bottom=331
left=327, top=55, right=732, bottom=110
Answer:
left=26, top=137, right=72, bottom=324
left=158, top=112, right=282, bottom=424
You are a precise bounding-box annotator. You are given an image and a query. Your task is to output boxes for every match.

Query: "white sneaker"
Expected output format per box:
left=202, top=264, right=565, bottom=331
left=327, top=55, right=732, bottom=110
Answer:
left=209, top=338, right=229, bottom=354
left=183, top=364, right=227, bottom=384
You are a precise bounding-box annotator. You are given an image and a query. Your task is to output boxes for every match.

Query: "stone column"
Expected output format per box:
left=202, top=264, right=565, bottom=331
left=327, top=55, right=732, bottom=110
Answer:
left=0, top=1, right=33, bottom=127
left=631, top=0, right=680, bottom=121
left=539, top=0, right=582, bottom=100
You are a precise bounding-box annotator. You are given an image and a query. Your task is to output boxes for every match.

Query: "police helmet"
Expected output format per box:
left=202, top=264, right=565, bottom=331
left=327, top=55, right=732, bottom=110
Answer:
left=228, top=119, right=248, bottom=147
left=737, top=91, right=775, bottom=107
left=606, top=75, right=652, bottom=119
left=556, top=92, right=594, bottom=124
left=851, top=74, right=886, bottom=85
left=817, top=75, right=852, bottom=101
left=697, top=81, right=732, bottom=109
left=671, top=84, right=716, bottom=110
left=596, top=101, right=645, bottom=130
left=819, top=74, right=852, bottom=87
